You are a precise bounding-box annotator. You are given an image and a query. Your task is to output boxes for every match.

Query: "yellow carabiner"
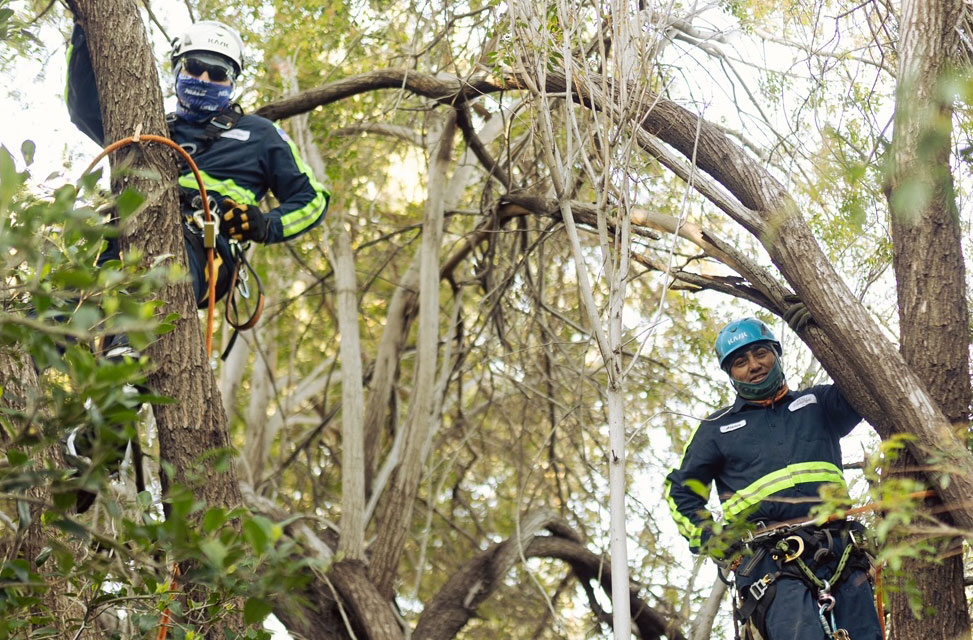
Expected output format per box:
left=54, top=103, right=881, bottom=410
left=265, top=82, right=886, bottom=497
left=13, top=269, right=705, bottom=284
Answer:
left=783, top=535, right=805, bottom=562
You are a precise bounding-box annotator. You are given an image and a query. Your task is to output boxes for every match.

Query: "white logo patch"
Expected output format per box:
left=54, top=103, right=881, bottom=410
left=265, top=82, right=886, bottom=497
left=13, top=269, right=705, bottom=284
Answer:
left=719, top=420, right=747, bottom=433
left=788, top=394, right=818, bottom=412
left=221, top=129, right=251, bottom=141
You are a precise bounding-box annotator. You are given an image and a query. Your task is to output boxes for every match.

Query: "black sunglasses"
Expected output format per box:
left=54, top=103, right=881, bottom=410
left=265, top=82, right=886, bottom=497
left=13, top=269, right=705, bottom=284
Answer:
left=183, top=57, right=233, bottom=82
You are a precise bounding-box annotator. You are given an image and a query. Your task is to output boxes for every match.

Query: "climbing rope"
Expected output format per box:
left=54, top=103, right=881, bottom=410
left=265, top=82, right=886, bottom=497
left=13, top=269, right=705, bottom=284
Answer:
left=155, top=563, right=181, bottom=640
left=875, top=562, right=886, bottom=639
left=81, top=130, right=219, bottom=359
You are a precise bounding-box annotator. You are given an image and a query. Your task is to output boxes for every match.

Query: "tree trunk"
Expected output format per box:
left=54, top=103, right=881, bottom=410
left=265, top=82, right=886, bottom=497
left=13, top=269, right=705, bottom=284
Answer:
left=370, top=113, right=456, bottom=597
left=0, top=350, right=85, bottom=632
left=331, top=223, right=367, bottom=559
left=68, top=0, right=244, bottom=635
left=885, top=1, right=971, bottom=638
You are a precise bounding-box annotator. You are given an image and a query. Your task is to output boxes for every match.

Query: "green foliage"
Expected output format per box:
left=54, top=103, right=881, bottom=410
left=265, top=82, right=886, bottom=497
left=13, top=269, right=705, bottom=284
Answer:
left=0, top=148, right=302, bottom=637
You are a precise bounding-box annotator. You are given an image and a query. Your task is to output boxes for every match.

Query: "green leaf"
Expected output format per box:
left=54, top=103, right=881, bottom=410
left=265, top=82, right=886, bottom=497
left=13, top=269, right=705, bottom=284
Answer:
left=34, top=547, right=52, bottom=567
left=203, top=507, right=227, bottom=533
left=137, top=491, right=154, bottom=508
left=17, top=500, right=31, bottom=531
left=685, top=478, right=709, bottom=500
left=200, top=538, right=227, bottom=567
left=890, top=178, right=930, bottom=223
left=6, top=449, right=27, bottom=466
left=53, top=518, right=90, bottom=540
left=115, top=188, right=147, bottom=217
left=243, top=518, right=269, bottom=555
left=243, top=598, right=274, bottom=625
left=51, top=267, right=98, bottom=289
left=20, top=140, right=35, bottom=166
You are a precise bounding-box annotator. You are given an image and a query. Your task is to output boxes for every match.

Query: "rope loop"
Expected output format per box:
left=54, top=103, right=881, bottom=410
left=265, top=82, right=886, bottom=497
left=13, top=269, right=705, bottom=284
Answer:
left=81, top=131, right=218, bottom=357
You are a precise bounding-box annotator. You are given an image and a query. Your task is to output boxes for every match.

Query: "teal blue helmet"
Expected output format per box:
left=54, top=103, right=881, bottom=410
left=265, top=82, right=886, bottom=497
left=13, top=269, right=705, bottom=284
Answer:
left=715, top=318, right=781, bottom=371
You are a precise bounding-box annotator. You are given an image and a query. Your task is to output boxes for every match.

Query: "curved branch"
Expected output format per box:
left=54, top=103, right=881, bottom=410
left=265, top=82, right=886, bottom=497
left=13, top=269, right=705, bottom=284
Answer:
left=414, top=509, right=683, bottom=640
left=255, top=69, right=507, bottom=121
left=413, top=509, right=572, bottom=640
left=333, top=122, right=427, bottom=147
left=526, top=536, right=687, bottom=640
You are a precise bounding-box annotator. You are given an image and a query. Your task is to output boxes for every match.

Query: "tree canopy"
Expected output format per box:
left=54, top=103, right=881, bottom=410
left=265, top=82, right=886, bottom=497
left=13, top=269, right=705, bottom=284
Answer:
left=0, top=1, right=971, bottom=639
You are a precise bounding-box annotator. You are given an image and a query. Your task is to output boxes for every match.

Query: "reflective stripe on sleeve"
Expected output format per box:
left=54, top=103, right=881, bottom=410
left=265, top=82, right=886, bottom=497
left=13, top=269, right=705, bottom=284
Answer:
left=665, top=477, right=704, bottom=548
left=278, top=136, right=330, bottom=238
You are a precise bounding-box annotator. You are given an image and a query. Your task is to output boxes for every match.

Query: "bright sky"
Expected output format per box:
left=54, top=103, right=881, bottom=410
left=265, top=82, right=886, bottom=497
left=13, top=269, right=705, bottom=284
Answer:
left=1, top=2, right=195, bottom=183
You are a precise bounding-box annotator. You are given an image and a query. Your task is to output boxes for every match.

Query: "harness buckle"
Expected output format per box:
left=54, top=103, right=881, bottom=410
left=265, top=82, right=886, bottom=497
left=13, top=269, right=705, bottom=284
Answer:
left=749, top=573, right=774, bottom=601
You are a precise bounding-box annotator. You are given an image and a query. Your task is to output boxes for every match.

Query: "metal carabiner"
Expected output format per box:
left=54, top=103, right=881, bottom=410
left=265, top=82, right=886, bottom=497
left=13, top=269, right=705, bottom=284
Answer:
left=818, top=581, right=836, bottom=613
left=783, top=535, right=805, bottom=562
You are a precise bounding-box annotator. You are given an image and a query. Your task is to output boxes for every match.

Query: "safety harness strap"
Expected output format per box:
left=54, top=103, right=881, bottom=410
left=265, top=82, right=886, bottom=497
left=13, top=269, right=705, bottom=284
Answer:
left=167, top=104, right=243, bottom=158
left=734, top=521, right=872, bottom=639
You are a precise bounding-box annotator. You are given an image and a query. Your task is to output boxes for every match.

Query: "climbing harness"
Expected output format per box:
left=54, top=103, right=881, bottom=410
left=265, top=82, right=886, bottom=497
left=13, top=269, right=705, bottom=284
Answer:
left=728, top=490, right=935, bottom=640
left=732, top=521, right=866, bottom=640
left=166, top=103, right=243, bottom=158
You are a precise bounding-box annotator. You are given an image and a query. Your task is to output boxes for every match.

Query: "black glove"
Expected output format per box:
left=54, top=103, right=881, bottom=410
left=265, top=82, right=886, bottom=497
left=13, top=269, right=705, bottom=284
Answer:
left=220, top=199, right=270, bottom=243
left=782, top=293, right=813, bottom=332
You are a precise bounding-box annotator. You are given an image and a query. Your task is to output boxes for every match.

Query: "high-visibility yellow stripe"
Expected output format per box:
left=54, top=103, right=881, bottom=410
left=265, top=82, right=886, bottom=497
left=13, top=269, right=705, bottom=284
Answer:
left=665, top=477, right=704, bottom=547
left=722, top=461, right=846, bottom=520
left=277, top=134, right=330, bottom=237
left=179, top=171, right=258, bottom=206
left=666, top=421, right=715, bottom=547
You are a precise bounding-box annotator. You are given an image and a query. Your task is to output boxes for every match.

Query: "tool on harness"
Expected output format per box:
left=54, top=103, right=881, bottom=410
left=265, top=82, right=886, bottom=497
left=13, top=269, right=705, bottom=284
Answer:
left=183, top=196, right=266, bottom=360
left=815, top=580, right=852, bottom=639
left=779, top=535, right=804, bottom=563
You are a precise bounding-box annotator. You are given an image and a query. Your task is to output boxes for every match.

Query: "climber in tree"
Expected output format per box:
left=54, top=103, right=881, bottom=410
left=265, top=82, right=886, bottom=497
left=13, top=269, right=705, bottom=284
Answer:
left=67, top=18, right=330, bottom=356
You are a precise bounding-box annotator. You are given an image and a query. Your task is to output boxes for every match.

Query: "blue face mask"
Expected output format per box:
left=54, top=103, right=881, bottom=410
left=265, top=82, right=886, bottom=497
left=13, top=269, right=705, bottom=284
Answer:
left=175, top=74, right=234, bottom=122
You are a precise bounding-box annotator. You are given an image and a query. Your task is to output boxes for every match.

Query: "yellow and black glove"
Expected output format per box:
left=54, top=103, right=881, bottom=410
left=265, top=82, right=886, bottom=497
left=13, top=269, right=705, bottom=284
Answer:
left=220, top=198, right=270, bottom=243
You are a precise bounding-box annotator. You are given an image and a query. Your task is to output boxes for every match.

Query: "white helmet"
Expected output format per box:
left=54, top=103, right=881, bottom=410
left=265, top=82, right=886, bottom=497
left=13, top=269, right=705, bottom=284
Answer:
left=170, top=20, right=245, bottom=77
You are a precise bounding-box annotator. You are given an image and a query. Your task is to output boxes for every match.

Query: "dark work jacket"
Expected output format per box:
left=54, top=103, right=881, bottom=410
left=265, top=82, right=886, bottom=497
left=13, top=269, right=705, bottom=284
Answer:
left=66, top=24, right=329, bottom=245
left=665, top=384, right=861, bottom=554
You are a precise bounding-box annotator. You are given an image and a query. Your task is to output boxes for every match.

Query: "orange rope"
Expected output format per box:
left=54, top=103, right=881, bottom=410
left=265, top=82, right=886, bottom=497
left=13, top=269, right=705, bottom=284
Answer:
left=82, top=133, right=219, bottom=358
left=155, top=563, right=181, bottom=640
left=875, top=562, right=886, bottom=639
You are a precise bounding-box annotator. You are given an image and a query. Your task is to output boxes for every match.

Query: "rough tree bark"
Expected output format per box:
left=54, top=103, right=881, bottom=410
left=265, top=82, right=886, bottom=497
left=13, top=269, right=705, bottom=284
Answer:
left=67, top=0, right=244, bottom=635
left=884, top=1, right=971, bottom=637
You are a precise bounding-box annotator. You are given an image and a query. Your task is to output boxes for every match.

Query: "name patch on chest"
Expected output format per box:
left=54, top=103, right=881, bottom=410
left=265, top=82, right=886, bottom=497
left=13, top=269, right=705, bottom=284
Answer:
left=719, top=419, right=747, bottom=433
left=788, top=394, right=817, bottom=412
left=220, top=129, right=251, bottom=142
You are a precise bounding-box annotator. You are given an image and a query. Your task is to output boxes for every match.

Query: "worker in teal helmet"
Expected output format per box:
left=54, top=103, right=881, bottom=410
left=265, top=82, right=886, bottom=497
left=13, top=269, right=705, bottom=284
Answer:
left=666, top=317, right=882, bottom=640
